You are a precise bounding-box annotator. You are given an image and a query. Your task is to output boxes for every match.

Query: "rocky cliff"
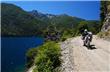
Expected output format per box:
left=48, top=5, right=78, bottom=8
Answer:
left=99, top=1, right=110, bottom=40
left=102, top=13, right=110, bottom=32
left=101, top=5, right=110, bottom=32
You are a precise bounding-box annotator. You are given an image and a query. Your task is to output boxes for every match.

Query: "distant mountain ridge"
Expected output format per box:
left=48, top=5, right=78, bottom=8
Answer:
left=1, top=3, right=100, bottom=36
left=1, top=3, right=46, bottom=36
left=29, top=10, right=85, bottom=22
left=29, top=10, right=86, bottom=30
left=29, top=10, right=56, bottom=19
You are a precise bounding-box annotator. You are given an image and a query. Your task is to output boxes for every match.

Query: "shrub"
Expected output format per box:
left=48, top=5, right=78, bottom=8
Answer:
left=33, top=41, right=61, bottom=72
left=26, top=48, right=39, bottom=68
left=97, top=30, right=110, bottom=38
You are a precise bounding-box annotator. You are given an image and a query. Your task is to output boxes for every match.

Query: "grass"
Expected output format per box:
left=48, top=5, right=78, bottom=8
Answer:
left=26, top=41, right=61, bottom=72
left=97, top=29, right=110, bottom=38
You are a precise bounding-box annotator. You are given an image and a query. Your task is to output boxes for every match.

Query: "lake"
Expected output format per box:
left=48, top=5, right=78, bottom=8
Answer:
left=1, top=37, right=44, bottom=72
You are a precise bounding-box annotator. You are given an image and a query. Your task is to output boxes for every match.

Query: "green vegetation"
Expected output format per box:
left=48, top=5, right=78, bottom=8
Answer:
left=1, top=3, right=47, bottom=36
left=98, top=29, right=110, bottom=38
left=26, top=42, right=61, bottom=72
left=2, top=3, right=102, bottom=71
left=2, top=3, right=100, bottom=39
left=26, top=48, right=39, bottom=68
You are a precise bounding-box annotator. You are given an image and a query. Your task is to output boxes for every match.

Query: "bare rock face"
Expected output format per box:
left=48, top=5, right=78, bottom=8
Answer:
left=101, top=5, right=110, bottom=32
left=101, top=13, right=110, bottom=32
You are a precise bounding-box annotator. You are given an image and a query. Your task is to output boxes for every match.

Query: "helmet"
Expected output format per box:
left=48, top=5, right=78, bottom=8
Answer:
left=84, top=29, right=87, bottom=32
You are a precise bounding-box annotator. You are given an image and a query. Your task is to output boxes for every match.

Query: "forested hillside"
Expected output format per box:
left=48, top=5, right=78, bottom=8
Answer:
left=1, top=3, right=47, bottom=36
left=1, top=3, right=100, bottom=38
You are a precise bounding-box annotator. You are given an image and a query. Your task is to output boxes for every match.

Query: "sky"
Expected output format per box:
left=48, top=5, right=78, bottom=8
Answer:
left=2, top=1, right=100, bottom=20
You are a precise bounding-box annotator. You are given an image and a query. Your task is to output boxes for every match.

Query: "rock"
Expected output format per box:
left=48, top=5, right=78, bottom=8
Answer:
left=101, top=12, right=110, bottom=32
left=60, top=39, right=74, bottom=72
left=101, top=3, right=110, bottom=32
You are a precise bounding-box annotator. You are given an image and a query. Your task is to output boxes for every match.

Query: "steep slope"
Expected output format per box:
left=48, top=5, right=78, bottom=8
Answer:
left=101, top=2, right=110, bottom=32
left=29, top=11, right=85, bottom=30
left=1, top=3, right=100, bottom=37
left=50, top=14, right=85, bottom=30
left=101, top=12, right=110, bottom=32
left=99, top=1, right=110, bottom=39
left=1, top=3, right=84, bottom=36
left=60, top=36, right=110, bottom=72
left=1, top=3, right=45, bottom=36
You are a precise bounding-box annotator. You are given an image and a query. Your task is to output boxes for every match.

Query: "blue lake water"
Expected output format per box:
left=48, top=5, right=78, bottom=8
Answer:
left=1, top=37, right=44, bottom=72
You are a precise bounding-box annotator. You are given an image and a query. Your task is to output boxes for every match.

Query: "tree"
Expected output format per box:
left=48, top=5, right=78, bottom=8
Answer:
left=77, top=21, right=89, bottom=34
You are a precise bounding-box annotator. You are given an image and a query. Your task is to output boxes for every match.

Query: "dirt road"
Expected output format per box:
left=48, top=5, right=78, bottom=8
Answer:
left=60, top=35, right=110, bottom=72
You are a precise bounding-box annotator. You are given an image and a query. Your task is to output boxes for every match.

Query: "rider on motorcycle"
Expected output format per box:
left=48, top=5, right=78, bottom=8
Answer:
left=81, top=29, right=93, bottom=46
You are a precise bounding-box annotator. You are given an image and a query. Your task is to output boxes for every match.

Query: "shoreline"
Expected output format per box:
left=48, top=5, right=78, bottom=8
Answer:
left=27, top=65, right=36, bottom=72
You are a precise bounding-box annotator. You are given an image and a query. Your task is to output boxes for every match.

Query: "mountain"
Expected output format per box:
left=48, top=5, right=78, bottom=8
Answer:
left=1, top=3, right=47, bottom=36
left=29, top=10, right=56, bottom=23
left=29, top=10, right=56, bottom=19
left=51, top=14, right=85, bottom=29
left=29, top=10, right=85, bottom=31
left=1, top=3, right=100, bottom=37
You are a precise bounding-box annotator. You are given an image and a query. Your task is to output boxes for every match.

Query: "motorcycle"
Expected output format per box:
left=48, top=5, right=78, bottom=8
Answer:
left=83, top=34, right=91, bottom=47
